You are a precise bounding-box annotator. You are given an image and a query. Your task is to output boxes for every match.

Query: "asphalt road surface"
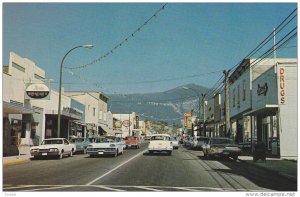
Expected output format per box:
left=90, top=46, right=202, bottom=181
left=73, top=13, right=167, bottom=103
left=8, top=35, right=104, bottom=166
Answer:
left=3, top=143, right=297, bottom=192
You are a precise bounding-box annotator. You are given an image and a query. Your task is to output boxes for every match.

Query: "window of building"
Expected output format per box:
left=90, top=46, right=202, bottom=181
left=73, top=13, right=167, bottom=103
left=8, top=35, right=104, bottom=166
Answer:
left=237, top=84, right=240, bottom=108
left=233, top=88, right=236, bottom=107
left=93, top=107, right=96, bottom=117
left=12, top=62, right=25, bottom=73
left=243, top=80, right=246, bottom=101
left=34, top=73, right=45, bottom=80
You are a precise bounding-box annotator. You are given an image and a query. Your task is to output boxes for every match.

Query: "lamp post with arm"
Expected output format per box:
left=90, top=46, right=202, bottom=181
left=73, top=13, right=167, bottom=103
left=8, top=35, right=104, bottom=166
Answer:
left=57, top=44, right=93, bottom=138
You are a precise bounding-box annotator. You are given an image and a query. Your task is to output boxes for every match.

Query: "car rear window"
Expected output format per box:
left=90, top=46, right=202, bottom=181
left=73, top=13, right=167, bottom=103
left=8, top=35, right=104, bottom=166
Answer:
left=42, top=139, right=63, bottom=145
left=151, top=136, right=170, bottom=141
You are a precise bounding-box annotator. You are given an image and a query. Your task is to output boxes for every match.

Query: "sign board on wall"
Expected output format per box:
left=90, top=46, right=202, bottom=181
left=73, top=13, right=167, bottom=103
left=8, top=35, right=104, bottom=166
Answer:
left=278, top=67, right=285, bottom=104
left=25, top=83, right=50, bottom=100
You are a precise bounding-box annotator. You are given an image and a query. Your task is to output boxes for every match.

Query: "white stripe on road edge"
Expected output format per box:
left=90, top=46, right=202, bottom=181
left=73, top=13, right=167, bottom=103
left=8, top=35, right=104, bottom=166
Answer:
left=86, top=149, right=147, bottom=185
left=172, top=187, right=201, bottom=192
left=134, top=186, right=162, bottom=191
left=20, top=185, right=74, bottom=192
left=91, top=185, right=126, bottom=192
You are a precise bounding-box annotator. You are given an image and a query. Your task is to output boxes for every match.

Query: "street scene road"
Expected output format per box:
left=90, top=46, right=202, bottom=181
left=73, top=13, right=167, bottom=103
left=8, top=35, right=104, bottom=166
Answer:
left=3, top=143, right=296, bottom=192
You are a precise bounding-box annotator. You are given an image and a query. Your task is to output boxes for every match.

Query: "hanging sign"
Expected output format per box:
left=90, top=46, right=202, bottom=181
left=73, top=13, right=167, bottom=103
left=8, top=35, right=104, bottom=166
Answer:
left=25, top=83, right=50, bottom=100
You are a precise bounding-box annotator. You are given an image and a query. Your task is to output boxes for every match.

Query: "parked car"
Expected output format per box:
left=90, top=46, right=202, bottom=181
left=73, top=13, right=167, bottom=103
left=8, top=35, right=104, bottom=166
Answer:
left=86, top=136, right=124, bottom=157
left=202, top=137, right=242, bottom=160
left=184, top=136, right=194, bottom=149
left=191, top=136, right=209, bottom=150
left=170, top=136, right=179, bottom=149
left=148, top=134, right=173, bottom=155
left=30, top=138, right=76, bottom=159
left=125, top=136, right=141, bottom=149
left=69, top=137, right=92, bottom=154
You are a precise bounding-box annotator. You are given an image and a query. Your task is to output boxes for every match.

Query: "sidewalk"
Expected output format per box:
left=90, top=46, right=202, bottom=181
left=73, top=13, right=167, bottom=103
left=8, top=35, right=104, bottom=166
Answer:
left=3, top=145, right=32, bottom=165
left=238, top=156, right=297, bottom=182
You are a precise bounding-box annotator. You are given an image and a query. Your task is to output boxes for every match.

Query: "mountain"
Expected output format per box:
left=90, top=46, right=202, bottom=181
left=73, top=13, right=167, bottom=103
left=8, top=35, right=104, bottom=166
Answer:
left=108, top=83, right=210, bottom=124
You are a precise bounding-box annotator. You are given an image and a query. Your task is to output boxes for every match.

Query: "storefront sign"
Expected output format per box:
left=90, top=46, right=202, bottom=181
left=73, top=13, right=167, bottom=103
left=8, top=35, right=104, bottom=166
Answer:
left=183, top=112, right=192, bottom=117
left=25, top=83, right=50, bottom=100
left=257, top=83, right=268, bottom=96
left=279, top=67, right=285, bottom=104
left=122, top=120, right=131, bottom=127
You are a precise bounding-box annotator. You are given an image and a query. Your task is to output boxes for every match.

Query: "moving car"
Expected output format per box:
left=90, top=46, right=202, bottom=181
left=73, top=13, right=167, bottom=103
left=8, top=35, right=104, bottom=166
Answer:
left=30, top=138, right=76, bottom=159
left=202, top=137, right=242, bottom=160
left=148, top=134, right=173, bottom=155
left=86, top=136, right=124, bottom=157
left=191, top=136, right=209, bottom=150
left=69, top=137, right=92, bottom=154
left=125, top=136, right=140, bottom=149
left=170, top=136, right=179, bottom=149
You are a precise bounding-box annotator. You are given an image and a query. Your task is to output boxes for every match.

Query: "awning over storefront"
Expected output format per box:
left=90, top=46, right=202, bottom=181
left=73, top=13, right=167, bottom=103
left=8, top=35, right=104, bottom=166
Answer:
left=3, top=101, right=34, bottom=114
left=98, top=123, right=110, bottom=134
left=243, top=105, right=278, bottom=116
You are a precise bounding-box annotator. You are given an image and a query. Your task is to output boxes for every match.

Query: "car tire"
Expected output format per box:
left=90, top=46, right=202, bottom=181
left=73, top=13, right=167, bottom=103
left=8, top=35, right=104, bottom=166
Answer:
left=232, top=155, right=238, bottom=161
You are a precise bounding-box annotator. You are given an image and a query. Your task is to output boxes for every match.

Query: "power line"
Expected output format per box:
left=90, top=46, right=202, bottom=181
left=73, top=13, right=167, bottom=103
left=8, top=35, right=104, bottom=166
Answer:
left=64, top=3, right=168, bottom=70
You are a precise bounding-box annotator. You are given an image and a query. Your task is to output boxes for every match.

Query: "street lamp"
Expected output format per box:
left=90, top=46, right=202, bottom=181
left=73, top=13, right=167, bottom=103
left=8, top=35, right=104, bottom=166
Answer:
left=57, top=44, right=93, bottom=138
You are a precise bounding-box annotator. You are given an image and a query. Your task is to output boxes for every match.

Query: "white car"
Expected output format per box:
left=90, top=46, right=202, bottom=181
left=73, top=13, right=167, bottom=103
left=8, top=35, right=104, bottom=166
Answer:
left=191, top=136, right=209, bottom=150
left=148, top=134, right=173, bottom=155
left=30, top=138, right=76, bottom=159
left=171, top=136, right=179, bottom=149
left=86, top=137, right=124, bottom=157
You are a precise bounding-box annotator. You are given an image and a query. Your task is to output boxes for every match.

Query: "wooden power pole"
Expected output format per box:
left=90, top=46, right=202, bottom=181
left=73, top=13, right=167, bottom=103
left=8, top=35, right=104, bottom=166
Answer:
left=223, top=70, right=231, bottom=138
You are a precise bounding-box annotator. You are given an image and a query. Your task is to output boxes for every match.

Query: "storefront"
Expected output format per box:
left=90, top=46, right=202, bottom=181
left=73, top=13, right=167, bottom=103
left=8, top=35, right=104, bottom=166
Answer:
left=244, top=62, right=297, bottom=159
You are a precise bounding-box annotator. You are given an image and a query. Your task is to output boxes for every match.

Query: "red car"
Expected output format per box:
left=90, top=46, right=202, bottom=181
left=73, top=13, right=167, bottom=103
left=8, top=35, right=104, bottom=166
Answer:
left=125, top=136, right=140, bottom=149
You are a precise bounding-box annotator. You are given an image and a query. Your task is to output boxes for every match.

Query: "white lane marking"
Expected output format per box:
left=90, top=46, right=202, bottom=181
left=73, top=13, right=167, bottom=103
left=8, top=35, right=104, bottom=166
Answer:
left=86, top=149, right=147, bottom=185
left=172, top=187, right=201, bottom=192
left=91, top=185, right=125, bottom=191
left=20, top=185, right=73, bottom=191
left=134, top=186, right=162, bottom=191
left=3, top=185, right=39, bottom=190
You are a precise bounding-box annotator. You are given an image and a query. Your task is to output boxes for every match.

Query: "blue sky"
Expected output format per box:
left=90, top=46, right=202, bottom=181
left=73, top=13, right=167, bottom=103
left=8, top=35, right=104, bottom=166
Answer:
left=3, top=3, right=297, bottom=94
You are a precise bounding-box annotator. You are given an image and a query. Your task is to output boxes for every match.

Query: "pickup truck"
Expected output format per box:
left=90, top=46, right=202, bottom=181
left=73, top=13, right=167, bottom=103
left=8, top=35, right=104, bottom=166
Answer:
left=125, top=136, right=140, bottom=149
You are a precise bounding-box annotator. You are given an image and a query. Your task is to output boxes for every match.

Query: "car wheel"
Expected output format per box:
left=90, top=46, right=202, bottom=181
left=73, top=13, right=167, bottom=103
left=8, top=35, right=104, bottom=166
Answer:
left=232, top=155, right=238, bottom=161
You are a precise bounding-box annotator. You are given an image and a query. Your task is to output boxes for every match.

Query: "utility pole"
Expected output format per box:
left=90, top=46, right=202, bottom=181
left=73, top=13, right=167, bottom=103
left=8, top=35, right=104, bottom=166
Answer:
left=201, top=93, right=206, bottom=136
left=223, top=70, right=231, bottom=138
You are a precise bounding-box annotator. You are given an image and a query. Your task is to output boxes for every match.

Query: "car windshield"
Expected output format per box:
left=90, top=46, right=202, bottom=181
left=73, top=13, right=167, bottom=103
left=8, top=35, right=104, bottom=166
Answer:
left=211, top=138, right=232, bottom=145
left=151, top=136, right=170, bottom=141
left=41, top=139, right=63, bottom=145
left=70, top=138, right=85, bottom=143
left=95, top=138, right=115, bottom=143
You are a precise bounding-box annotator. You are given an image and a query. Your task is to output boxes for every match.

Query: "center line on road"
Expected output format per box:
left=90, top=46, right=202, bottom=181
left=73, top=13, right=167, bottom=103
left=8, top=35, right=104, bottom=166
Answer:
left=86, top=149, right=147, bottom=185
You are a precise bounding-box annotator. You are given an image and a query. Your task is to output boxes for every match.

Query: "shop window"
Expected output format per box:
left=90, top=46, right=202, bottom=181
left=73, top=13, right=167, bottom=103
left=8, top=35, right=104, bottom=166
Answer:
left=31, top=123, right=38, bottom=138
left=11, top=119, right=21, bottom=145
left=21, top=122, right=27, bottom=138
left=237, top=84, right=240, bottom=108
left=233, top=88, right=236, bottom=108
left=243, top=80, right=246, bottom=101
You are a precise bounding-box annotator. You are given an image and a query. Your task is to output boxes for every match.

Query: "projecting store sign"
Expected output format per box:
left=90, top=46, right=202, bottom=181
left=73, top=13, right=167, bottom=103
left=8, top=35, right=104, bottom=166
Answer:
left=25, top=83, right=50, bottom=100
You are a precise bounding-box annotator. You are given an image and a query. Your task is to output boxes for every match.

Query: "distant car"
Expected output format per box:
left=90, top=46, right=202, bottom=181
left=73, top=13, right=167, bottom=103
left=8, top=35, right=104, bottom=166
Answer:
left=148, top=134, right=173, bottom=155
left=170, top=136, right=179, bottom=149
left=144, top=136, right=151, bottom=141
left=191, top=136, right=209, bottom=150
left=30, top=138, right=76, bottom=159
left=86, top=137, right=124, bottom=157
left=69, top=137, right=92, bottom=154
left=202, top=137, right=242, bottom=160
left=184, top=136, right=194, bottom=149
left=125, top=136, right=141, bottom=149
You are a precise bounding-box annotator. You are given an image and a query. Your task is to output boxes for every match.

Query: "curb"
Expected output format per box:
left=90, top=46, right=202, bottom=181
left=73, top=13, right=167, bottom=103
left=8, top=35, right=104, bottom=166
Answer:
left=3, top=158, right=30, bottom=166
left=238, top=158, right=297, bottom=182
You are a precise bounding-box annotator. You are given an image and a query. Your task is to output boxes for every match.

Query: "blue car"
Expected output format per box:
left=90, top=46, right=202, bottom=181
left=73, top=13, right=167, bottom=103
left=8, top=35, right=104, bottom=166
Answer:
left=69, top=137, right=94, bottom=154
